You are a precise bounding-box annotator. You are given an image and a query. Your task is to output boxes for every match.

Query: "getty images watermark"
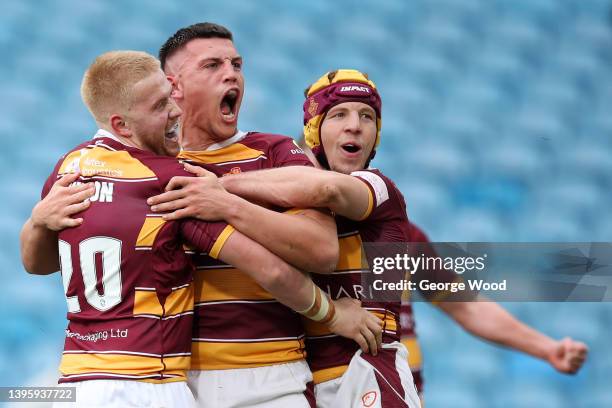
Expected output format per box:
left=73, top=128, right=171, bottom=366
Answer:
left=359, top=243, right=612, bottom=302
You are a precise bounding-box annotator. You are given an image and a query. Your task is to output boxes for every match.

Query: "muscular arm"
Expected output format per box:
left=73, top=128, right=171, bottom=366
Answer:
left=219, top=166, right=372, bottom=221
left=437, top=299, right=588, bottom=374
left=222, top=197, right=338, bottom=273
left=148, top=165, right=339, bottom=273
left=214, top=230, right=382, bottom=354
left=20, top=173, right=95, bottom=274
left=20, top=219, right=60, bottom=274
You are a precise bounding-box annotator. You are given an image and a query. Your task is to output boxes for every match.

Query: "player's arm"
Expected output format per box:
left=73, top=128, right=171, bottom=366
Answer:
left=218, top=166, right=372, bottom=221
left=185, top=224, right=382, bottom=354
left=20, top=173, right=95, bottom=274
left=436, top=299, right=588, bottom=374
left=148, top=165, right=339, bottom=273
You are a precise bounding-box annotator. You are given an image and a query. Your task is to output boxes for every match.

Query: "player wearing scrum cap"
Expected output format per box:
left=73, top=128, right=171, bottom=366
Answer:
left=150, top=69, right=422, bottom=407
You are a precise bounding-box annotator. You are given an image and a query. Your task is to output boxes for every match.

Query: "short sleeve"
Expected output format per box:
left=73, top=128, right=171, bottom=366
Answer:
left=270, top=137, right=314, bottom=168
left=350, top=169, right=403, bottom=223
left=180, top=220, right=235, bottom=259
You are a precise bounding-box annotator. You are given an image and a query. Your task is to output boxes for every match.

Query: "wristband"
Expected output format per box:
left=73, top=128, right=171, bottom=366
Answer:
left=298, top=285, right=336, bottom=324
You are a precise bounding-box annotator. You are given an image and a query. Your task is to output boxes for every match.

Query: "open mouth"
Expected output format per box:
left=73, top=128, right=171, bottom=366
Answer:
left=165, top=122, right=179, bottom=139
left=220, top=89, right=239, bottom=121
left=341, top=143, right=361, bottom=154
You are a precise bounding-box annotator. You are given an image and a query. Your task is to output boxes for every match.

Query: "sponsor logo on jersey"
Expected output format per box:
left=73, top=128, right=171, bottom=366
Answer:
left=308, top=97, right=319, bottom=117
left=340, top=85, right=371, bottom=94
left=361, top=390, right=377, bottom=407
left=223, top=167, right=242, bottom=176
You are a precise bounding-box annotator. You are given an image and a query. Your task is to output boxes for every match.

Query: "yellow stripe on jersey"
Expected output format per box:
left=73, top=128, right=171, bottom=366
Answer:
left=191, top=338, right=305, bottom=370
left=194, top=268, right=272, bottom=302
left=179, top=144, right=265, bottom=165
left=134, top=285, right=193, bottom=317
left=358, top=186, right=375, bottom=221
left=284, top=208, right=307, bottom=215
left=209, top=225, right=235, bottom=259
left=336, top=233, right=364, bottom=271
left=312, top=365, right=350, bottom=385
left=58, top=147, right=157, bottom=179
left=133, top=289, right=163, bottom=316
left=165, top=285, right=194, bottom=316
left=136, top=217, right=166, bottom=247
left=60, top=353, right=189, bottom=380
left=401, top=337, right=423, bottom=370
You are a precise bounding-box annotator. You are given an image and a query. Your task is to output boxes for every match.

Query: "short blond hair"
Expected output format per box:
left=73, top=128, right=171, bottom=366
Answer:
left=81, top=50, right=161, bottom=124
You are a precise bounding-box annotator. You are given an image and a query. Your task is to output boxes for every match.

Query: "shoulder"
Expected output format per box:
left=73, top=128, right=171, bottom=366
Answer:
left=243, top=132, right=301, bottom=150
left=351, top=168, right=408, bottom=220
left=139, top=154, right=192, bottom=186
left=244, top=132, right=311, bottom=167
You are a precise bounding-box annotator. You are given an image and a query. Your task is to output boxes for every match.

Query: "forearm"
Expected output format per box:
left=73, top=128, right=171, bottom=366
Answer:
left=439, top=300, right=556, bottom=360
left=217, top=231, right=320, bottom=312
left=224, top=195, right=338, bottom=273
left=220, top=167, right=336, bottom=209
left=20, top=218, right=60, bottom=274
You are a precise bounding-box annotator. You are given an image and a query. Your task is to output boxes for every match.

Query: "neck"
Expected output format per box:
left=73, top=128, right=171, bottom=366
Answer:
left=180, top=122, right=235, bottom=151
left=97, top=127, right=139, bottom=149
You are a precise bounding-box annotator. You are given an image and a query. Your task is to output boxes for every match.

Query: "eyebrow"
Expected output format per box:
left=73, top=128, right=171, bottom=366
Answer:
left=197, top=56, right=243, bottom=65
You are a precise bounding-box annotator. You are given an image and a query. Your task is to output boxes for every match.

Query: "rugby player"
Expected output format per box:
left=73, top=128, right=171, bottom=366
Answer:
left=155, top=22, right=382, bottom=407
left=149, top=69, right=422, bottom=407
left=19, top=54, right=382, bottom=407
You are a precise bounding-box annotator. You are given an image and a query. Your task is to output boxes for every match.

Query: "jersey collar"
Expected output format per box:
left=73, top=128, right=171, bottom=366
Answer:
left=201, top=130, right=248, bottom=151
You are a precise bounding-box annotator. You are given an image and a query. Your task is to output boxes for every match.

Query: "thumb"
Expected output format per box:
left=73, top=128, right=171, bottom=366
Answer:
left=556, top=338, right=571, bottom=359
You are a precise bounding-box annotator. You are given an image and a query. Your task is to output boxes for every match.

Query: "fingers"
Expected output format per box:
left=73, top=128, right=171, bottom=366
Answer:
left=354, top=333, right=369, bottom=354
left=148, top=189, right=187, bottom=207
left=151, top=198, right=189, bottom=213
left=165, top=176, right=195, bottom=192
left=184, top=163, right=216, bottom=178
left=366, top=315, right=383, bottom=351
left=64, top=217, right=84, bottom=228
left=361, top=326, right=378, bottom=356
left=162, top=208, right=191, bottom=221
left=65, top=200, right=92, bottom=215
left=56, top=172, right=81, bottom=187
left=71, top=186, right=96, bottom=203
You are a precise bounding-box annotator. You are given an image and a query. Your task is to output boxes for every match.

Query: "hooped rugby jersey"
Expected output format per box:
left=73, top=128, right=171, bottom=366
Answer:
left=177, top=131, right=313, bottom=369
left=400, top=223, right=463, bottom=393
left=303, top=168, right=412, bottom=385
left=42, top=131, right=233, bottom=383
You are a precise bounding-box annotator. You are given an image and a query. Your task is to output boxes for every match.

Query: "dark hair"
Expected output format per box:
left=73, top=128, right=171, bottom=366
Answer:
left=159, top=22, right=233, bottom=70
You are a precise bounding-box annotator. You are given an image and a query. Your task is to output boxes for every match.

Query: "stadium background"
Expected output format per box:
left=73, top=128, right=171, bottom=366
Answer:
left=1, top=0, right=611, bottom=406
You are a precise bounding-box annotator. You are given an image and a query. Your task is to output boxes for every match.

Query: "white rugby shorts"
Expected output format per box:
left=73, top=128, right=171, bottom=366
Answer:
left=314, top=342, right=421, bottom=408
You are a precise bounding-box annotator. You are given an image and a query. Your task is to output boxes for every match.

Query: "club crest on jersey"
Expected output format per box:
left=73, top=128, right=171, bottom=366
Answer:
left=308, top=97, right=319, bottom=117
left=361, top=391, right=377, bottom=407
left=223, top=167, right=242, bottom=176
left=339, top=85, right=370, bottom=94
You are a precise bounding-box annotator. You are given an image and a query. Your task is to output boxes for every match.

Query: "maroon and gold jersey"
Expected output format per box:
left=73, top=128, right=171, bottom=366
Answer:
left=177, top=131, right=313, bottom=370
left=304, top=169, right=412, bottom=384
left=42, top=132, right=233, bottom=383
left=400, top=223, right=429, bottom=394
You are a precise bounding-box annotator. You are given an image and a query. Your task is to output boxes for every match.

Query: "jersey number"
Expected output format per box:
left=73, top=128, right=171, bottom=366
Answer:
left=58, top=237, right=123, bottom=313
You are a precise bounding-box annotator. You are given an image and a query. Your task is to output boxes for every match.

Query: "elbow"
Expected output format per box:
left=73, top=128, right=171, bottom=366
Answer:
left=21, top=249, right=58, bottom=276
left=22, top=260, right=57, bottom=275
left=310, top=240, right=339, bottom=274
left=259, top=262, right=292, bottom=294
